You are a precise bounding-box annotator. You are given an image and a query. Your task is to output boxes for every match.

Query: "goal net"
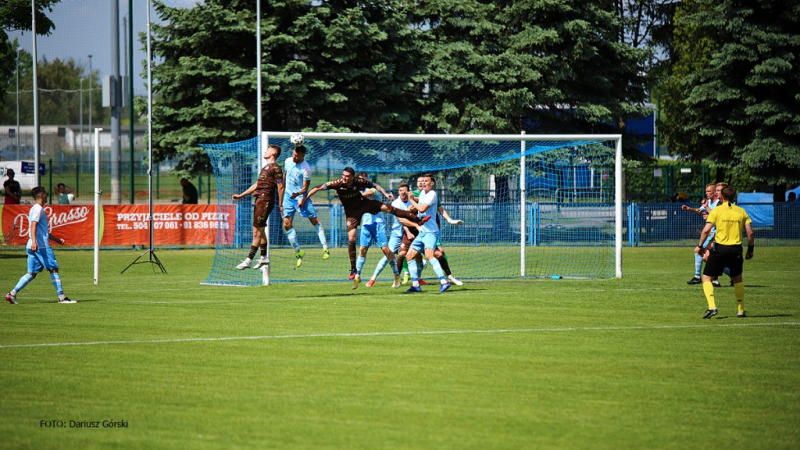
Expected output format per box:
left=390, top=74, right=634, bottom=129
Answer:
left=200, top=132, right=622, bottom=286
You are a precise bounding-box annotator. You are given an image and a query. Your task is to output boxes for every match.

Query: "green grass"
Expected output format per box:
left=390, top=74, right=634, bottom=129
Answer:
left=1, top=247, right=799, bottom=449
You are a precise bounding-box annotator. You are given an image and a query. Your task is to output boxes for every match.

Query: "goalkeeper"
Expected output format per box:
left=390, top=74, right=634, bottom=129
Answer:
left=300, top=167, right=430, bottom=280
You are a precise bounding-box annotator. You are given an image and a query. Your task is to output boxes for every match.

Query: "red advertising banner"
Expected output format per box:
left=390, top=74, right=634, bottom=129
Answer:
left=101, top=205, right=233, bottom=246
left=1, top=205, right=95, bottom=246
left=1, top=204, right=233, bottom=246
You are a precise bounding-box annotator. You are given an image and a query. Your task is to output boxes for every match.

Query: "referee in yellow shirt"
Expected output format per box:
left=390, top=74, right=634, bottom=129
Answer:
left=695, top=185, right=755, bottom=319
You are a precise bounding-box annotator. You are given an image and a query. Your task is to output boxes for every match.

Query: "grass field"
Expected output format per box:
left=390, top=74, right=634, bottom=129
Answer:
left=1, top=247, right=798, bottom=449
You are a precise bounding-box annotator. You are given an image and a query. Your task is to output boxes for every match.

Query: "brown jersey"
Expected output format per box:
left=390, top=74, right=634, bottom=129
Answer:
left=254, top=162, right=283, bottom=198
left=324, top=176, right=375, bottom=212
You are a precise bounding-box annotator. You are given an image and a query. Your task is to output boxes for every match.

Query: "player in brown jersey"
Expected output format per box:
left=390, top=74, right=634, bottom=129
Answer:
left=232, top=144, right=285, bottom=270
left=300, top=166, right=429, bottom=279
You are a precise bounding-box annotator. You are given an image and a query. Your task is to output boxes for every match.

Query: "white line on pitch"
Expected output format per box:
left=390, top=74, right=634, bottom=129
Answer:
left=2, top=322, right=798, bottom=349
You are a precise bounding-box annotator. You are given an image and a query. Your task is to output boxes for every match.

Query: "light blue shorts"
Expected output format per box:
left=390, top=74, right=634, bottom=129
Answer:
left=360, top=221, right=388, bottom=248
left=282, top=195, right=317, bottom=219
left=27, top=247, right=59, bottom=273
left=410, top=231, right=439, bottom=253
left=388, top=233, right=402, bottom=253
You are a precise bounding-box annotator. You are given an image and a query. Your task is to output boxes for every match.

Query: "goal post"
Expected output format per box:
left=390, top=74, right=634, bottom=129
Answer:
left=201, top=132, right=623, bottom=286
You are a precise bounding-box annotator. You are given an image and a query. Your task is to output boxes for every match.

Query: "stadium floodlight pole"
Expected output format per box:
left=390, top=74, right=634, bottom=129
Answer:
left=16, top=46, right=21, bottom=157
left=94, top=127, right=103, bottom=285
left=256, top=0, right=262, bottom=135
left=122, top=0, right=166, bottom=275
left=31, top=0, right=40, bottom=185
left=520, top=131, right=526, bottom=277
left=615, top=136, right=623, bottom=278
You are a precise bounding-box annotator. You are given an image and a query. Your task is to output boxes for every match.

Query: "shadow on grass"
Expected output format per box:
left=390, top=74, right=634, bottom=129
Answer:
left=715, top=314, right=793, bottom=320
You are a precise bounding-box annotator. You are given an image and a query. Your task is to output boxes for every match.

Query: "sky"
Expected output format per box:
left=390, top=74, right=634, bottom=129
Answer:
left=8, top=0, right=202, bottom=96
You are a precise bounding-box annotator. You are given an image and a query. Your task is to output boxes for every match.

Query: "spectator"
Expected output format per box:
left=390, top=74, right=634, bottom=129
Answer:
left=55, top=183, right=75, bottom=205
left=180, top=178, right=198, bottom=204
left=3, top=169, right=22, bottom=205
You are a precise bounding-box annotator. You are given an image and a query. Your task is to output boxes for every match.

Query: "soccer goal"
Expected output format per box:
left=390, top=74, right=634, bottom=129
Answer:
left=201, top=132, right=622, bottom=286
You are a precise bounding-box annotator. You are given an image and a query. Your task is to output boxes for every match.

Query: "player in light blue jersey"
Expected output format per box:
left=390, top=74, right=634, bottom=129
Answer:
left=5, top=187, right=75, bottom=304
left=364, top=183, right=418, bottom=288
left=404, top=174, right=452, bottom=293
left=682, top=182, right=729, bottom=286
left=352, top=173, right=403, bottom=289
left=282, top=144, right=329, bottom=268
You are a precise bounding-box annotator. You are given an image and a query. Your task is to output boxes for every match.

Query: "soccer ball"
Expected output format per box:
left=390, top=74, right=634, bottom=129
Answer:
left=290, top=133, right=305, bottom=146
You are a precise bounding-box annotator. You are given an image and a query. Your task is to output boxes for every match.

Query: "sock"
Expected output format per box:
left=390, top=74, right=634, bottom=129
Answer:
left=416, top=256, right=423, bottom=279
left=694, top=254, right=703, bottom=277
left=734, top=282, right=745, bottom=313
left=356, top=256, right=366, bottom=276
left=408, top=259, right=420, bottom=287
left=428, top=257, right=446, bottom=281
left=13, top=273, right=35, bottom=294
left=372, top=256, right=390, bottom=279
left=50, top=272, right=65, bottom=299
left=348, top=241, right=357, bottom=270
left=392, top=207, right=417, bottom=222
left=247, top=245, right=258, bottom=260
left=388, top=258, right=399, bottom=276
left=702, top=281, right=716, bottom=310
left=402, top=257, right=409, bottom=274
left=259, top=243, right=267, bottom=257
left=437, top=255, right=452, bottom=276
left=284, top=228, right=300, bottom=251
left=314, top=223, right=328, bottom=248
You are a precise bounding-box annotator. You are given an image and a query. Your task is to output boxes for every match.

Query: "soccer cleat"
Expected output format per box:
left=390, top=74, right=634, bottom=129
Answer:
left=418, top=215, right=431, bottom=225
left=439, top=282, right=451, bottom=293
left=236, top=258, right=252, bottom=270
left=352, top=274, right=361, bottom=290
left=405, top=286, right=422, bottom=294
left=322, top=248, right=330, bottom=260
left=5, top=293, right=17, bottom=305
left=419, top=279, right=429, bottom=286
left=702, top=308, right=718, bottom=319
left=447, top=275, right=463, bottom=286
left=366, top=279, right=375, bottom=288
left=402, top=273, right=410, bottom=285
left=687, top=277, right=702, bottom=285
left=392, top=275, right=402, bottom=289
left=295, top=249, right=306, bottom=268
left=737, top=311, right=747, bottom=318
left=712, top=280, right=721, bottom=288
left=348, top=269, right=357, bottom=280
left=253, top=256, right=270, bottom=269
left=58, top=297, right=77, bottom=304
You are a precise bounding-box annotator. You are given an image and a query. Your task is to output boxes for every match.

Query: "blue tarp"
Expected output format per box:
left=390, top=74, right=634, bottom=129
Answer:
left=738, top=193, right=773, bottom=227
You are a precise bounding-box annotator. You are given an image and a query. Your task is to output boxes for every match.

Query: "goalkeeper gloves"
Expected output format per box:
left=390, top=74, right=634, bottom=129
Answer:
left=447, top=218, right=464, bottom=225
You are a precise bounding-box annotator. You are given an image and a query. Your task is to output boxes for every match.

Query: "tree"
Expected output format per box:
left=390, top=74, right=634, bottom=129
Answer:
left=146, top=0, right=424, bottom=176
left=0, top=0, right=62, bottom=110
left=661, top=0, right=800, bottom=190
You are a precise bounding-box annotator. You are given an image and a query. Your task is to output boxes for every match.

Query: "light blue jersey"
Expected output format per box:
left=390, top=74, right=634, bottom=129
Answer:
left=390, top=197, right=412, bottom=237
left=284, top=157, right=312, bottom=197
left=417, top=189, right=440, bottom=234
left=27, top=204, right=51, bottom=250
left=359, top=188, right=388, bottom=247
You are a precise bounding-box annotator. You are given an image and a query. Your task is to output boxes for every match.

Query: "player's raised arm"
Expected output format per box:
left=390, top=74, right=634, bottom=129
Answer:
left=232, top=182, right=258, bottom=200
left=299, top=183, right=325, bottom=207
left=438, top=205, right=463, bottom=225
left=371, top=182, right=394, bottom=201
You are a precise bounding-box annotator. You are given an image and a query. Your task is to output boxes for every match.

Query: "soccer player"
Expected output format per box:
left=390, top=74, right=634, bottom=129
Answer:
left=366, top=183, right=418, bottom=288
left=300, top=167, right=429, bottom=280
left=404, top=173, right=452, bottom=293
left=282, top=144, right=330, bottom=268
left=410, top=176, right=464, bottom=286
left=5, top=187, right=75, bottom=304
left=352, top=173, right=403, bottom=289
left=696, top=185, right=754, bottom=319
left=232, top=144, right=284, bottom=270
left=682, top=183, right=720, bottom=286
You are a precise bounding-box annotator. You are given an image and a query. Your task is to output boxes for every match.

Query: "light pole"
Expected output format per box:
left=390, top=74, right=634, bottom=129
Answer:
left=88, top=54, right=93, bottom=142
left=16, top=46, right=21, bottom=159
left=80, top=77, right=84, bottom=154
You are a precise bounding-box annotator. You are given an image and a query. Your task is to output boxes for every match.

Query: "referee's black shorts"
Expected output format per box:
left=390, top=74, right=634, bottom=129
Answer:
left=703, top=243, right=744, bottom=278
